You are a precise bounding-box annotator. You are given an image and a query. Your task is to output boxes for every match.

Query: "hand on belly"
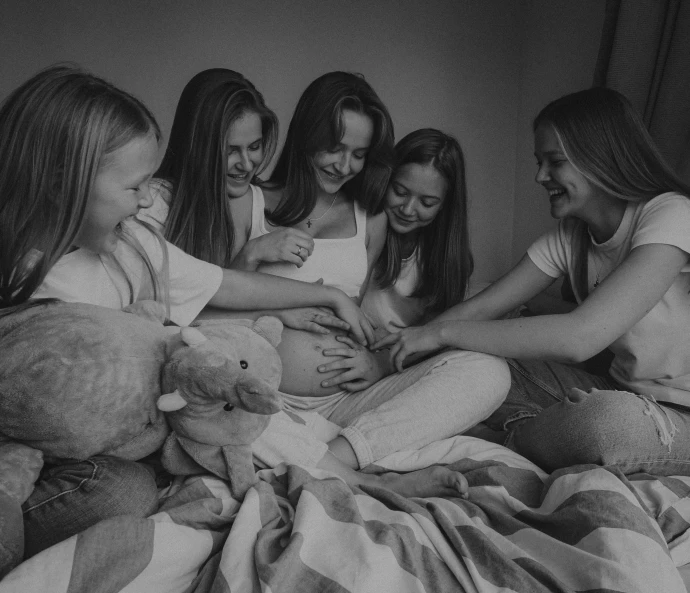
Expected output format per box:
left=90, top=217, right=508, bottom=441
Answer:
left=276, top=328, right=350, bottom=397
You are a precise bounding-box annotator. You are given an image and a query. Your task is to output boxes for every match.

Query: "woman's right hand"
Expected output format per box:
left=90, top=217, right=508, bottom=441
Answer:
left=328, top=291, right=375, bottom=346
left=236, top=228, right=315, bottom=270
left=318, top=335, right=392, bottom=391
left=372, top=323, right=446, bottom=372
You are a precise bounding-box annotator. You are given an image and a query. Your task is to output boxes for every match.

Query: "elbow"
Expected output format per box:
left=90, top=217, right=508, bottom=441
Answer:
left=558, top=346, right=591, bottom=365
left=556, top=328, right=608, bottom=365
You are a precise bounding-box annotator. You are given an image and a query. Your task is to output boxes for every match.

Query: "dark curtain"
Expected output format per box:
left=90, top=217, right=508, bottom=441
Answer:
left=593, top=0, right=690, bottom=181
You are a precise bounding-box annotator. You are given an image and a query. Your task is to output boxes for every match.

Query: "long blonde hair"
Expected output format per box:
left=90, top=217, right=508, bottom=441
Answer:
left=157, top=69, right=278, bottom=267
left=534, top=87, right=690, bottom=300
left=0, top=65, right=163, bottom=315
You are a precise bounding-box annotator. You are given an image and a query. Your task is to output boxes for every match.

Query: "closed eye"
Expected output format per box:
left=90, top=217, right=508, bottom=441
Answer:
left=392, top=184, right=407, bottom=197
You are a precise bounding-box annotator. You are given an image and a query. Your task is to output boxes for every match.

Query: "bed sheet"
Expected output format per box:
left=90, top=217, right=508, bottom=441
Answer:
left=1, top=436, right=688, bottom=593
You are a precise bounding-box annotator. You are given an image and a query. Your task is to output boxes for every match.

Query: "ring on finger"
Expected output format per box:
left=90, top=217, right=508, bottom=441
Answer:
left=297, top=246, right=305, bottom=257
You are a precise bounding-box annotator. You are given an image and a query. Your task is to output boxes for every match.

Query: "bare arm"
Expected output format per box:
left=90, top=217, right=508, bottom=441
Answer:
left=375, top=244, right=689, bottom=369
left=433, top=255, right=557, bottom=323
left=207, top=268, right=374, bottom=344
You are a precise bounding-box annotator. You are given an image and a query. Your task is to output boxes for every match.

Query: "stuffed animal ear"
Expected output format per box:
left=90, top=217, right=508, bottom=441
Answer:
left=253, top=316, right=283, bottom=348
left=157, top=390, right=188, bottom=411
left=180, top=326, right=208, bottom=346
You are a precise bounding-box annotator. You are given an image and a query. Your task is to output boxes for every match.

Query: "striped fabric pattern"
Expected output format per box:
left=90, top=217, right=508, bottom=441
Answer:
left=1, top=436, right=688, bottom=593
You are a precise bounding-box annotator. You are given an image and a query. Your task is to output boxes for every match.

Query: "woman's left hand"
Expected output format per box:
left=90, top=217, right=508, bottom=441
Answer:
left=274, top=307, right=350, bottom=334
left=318, top=335, right=391, bottom=391
left=372, top=324, right=445, bottom=372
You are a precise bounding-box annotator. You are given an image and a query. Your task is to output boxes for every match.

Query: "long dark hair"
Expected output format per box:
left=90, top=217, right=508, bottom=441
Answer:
left=157, top=69, right=278, bottom=267
left=374, top=128, right=473, bottom=314
left=0, top=65, right=161, bottom=315
left=267, top=71, right=394, bottom=226
left=534, top=87, right=690, bottom=300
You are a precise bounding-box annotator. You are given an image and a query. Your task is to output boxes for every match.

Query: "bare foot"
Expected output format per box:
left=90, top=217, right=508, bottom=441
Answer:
left=373, top=466, right=468, bottom=499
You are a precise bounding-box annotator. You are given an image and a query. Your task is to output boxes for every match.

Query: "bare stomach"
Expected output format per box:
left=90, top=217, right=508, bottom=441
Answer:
left=275, top=327, right=349, bottom=396
left=195, top=308, right=348, bottom=397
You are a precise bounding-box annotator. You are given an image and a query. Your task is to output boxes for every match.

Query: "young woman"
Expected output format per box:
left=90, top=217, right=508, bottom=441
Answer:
left=360, top=127, right=475, bottom=333
left=375, top=88, right=690, bottom=475
left=0, top=65, right=391, bottom=554
left=153, top=68, right=279, bottom=267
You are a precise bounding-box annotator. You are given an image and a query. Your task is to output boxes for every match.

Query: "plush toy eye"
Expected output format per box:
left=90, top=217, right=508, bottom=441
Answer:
left=240, top=360, right=248, bottom=369
left=224, top=403, right=234, bottom=412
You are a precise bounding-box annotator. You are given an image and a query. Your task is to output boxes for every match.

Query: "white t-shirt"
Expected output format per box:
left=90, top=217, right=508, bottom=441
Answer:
left=527, top=192, right=690, bottom=405
left=34, top=220, right=223, bottom=326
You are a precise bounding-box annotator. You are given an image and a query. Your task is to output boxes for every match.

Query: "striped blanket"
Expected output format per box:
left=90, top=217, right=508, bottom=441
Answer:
left=1, top=436, right=688, bottom=592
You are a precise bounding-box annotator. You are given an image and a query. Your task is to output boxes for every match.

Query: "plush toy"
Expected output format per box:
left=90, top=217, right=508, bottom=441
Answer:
left=0, top=300, right=284, bottom=572
left=0, top=441, right=43, bottom=578
left=0, top=300, right=284, bottom=487
left=157, top=318, right=284, bottom=499
left=0, top=301, right=174, bottom=461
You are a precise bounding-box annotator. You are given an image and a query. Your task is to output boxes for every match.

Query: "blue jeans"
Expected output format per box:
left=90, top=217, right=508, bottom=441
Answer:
left=22, top=455, right=159, bottom=558
left=484, top=359, right=690, bottom=475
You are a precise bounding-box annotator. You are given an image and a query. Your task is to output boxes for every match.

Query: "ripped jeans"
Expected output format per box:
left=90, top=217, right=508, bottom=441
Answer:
left=484, top=359, right=690, bottom=476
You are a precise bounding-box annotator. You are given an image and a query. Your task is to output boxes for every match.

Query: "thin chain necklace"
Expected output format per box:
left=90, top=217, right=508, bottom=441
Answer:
left=307, top=194, right=338, bottom=228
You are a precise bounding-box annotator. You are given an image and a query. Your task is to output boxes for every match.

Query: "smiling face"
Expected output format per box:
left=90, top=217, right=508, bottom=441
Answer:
left=384, top=162, right=447, bottom=236
left=534, top=123, right=602, bottom=220
left=313, top=109, right=373, bottom=194
left=225, top=110, right=264, bottom=199
left=75, top=133, right=158, bottom=254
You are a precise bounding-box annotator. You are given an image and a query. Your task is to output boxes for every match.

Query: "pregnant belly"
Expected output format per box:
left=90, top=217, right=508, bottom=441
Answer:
left=276, top=327, right=349, bottom=397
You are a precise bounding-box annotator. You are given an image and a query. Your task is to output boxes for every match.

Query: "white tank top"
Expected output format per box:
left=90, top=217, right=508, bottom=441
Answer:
left=248, top=185, right=369, bottom=299
left=361, top=250, right=491, bottom=332
left=361, top=252, right=426, bottom=332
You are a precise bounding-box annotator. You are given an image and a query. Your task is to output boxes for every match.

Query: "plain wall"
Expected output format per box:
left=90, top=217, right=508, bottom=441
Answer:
left=0, top=0, right=604, bottom=283
left=512, top=0, right=606, bottom=264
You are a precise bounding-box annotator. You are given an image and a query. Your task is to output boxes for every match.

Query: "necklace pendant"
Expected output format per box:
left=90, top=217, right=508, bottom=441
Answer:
left=307, top=219, right=312, bottom=228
